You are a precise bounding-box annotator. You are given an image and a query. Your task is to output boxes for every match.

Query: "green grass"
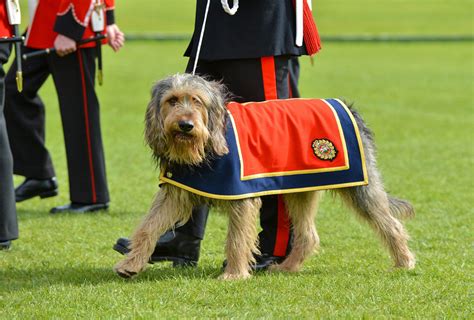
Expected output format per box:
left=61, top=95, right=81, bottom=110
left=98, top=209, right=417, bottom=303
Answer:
left=2, top=1, right=474, bottom=318
left=1, top=40, right=472, bottom=319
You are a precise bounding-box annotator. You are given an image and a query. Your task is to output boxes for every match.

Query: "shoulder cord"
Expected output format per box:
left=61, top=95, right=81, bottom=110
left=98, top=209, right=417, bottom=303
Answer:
left=192, top=0, right=211, bottom=75
left=192, top=0, right=239, bottom=75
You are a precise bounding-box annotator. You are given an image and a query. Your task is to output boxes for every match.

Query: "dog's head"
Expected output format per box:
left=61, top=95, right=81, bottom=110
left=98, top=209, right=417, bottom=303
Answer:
left=145, top=73, right=229, bottom=166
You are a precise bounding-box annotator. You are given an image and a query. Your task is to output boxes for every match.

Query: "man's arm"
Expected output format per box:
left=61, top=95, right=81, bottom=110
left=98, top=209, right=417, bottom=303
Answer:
left=105, top=0, right=124, bottom=52
left=53, top=0, right=95, bottom=56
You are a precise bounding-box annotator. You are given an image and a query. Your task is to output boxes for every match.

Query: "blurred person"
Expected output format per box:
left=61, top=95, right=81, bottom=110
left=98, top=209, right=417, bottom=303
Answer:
left=0, top=0, right=20, bottom=250
left=4, top=0, right=125, bottom=213
left=114, top=0, right=321, bottom=270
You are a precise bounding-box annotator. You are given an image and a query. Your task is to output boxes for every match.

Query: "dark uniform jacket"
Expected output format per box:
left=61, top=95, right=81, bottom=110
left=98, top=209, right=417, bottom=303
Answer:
left=185, top=0, right=308, bottom=60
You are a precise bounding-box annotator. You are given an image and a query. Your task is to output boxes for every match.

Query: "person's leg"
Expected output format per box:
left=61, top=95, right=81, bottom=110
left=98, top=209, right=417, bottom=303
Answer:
left=214, top=56, right=294, bottom=265
left=288, top=56, right=300, bottom=98
left=196, top=56, right=295, bottom=267
left=4, top=47, right=55, bottom=179
left=4, top=46, right=58, bottom=203
left=48, top=48, right=109, bottom=212
left=0, top=43, right=18, bottom=248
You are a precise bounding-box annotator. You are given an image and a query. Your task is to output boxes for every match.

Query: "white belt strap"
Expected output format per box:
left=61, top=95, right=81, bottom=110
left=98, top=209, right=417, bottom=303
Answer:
left=6, top=0, right=21, bottom=25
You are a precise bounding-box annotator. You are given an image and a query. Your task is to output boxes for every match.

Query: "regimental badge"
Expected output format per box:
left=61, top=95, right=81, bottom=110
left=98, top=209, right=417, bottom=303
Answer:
left=312, top=138, right=337, bottom=161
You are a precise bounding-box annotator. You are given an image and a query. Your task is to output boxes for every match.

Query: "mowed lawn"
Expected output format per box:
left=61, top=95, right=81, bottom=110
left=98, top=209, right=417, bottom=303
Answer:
left=1, top=1, right=473, bottom=319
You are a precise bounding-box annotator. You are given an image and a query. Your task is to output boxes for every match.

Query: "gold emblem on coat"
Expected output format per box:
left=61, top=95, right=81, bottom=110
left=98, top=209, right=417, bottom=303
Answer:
left=312, top=139, right=337, bottom=161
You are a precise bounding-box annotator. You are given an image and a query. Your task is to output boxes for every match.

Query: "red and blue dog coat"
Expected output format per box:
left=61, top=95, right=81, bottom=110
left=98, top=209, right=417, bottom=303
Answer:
left=160, top=98, right=368, bottom=199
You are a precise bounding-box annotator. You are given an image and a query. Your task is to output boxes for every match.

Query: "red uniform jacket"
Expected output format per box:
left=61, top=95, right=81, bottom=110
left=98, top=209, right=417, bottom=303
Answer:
left=0, top=2, right=13, bottom=38
left=25, top=0, right=115, bottom=49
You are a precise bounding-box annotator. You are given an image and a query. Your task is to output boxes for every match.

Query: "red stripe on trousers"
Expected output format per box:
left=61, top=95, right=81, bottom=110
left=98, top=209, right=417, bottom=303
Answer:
left=260, top=56, right=278, bottom=100
left=260, top=56, right=291, bottom=256
left=274, top=195, right=291, bottom=256
left=77, top=50, right=97, bottom=203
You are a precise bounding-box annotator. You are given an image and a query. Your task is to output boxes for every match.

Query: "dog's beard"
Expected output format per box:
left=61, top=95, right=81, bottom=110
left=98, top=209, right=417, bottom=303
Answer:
left=164, top=130, right=209, bottom=166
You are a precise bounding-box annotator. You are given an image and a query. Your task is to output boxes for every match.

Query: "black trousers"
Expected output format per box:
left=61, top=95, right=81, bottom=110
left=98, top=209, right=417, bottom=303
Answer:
left=0, top=43, right=18, bottom=241
left=4, top=47, right=109, bottom=204
left=175, top=56, right=298, bottom=256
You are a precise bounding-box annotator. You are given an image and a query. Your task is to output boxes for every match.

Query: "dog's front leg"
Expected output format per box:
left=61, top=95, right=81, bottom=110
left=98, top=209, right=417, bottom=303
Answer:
left=219, top=198, right=261, bottom=280
left=114, top=187, right=191, bottom=278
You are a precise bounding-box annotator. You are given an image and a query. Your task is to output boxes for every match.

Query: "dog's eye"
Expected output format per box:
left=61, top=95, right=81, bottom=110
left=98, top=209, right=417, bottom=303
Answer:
left=167, top=97, right=178, bottom=106
left=192, top=96, right=203, bottom=106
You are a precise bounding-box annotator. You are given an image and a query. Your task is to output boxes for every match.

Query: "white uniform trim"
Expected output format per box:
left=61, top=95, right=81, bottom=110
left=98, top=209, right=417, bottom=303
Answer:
left=57, top=2, right=95, bottom=28
left=221, top=0, right=238, bottom=15
left=295, top=0, right=313, bottom=47
left=295, top=0, right=303, bottom=47
left=6, top=0, right=21, bottom=25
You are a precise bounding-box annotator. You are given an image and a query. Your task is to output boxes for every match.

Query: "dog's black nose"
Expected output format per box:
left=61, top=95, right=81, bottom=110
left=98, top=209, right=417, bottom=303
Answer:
left=178, top=120, right=194, bottom=132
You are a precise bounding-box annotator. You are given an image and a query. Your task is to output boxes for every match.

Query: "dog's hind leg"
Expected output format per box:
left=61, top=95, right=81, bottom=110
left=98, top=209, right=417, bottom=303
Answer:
left=335, top=160, right=415, bottom=269
left=219, top=198, right=261, bottom=280
left=336, top=183, right=415, bottom=269
left=114, top=186, right=194, bottom=278
left=270, top=191, right=322, bottom=273
left=338, top=105, right=415, bottom=269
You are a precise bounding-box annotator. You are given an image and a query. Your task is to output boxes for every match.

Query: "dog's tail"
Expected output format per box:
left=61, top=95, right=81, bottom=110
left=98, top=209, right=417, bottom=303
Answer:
left=346, top=101, right=415, bottom=221
left=388, top=195, right=415, bottom=219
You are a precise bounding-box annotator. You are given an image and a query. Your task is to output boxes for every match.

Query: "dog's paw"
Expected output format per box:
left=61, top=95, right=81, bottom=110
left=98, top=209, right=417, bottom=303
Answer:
left=268, top=262, right=300, bottom=273
left=218, top=271, right=252, bottom=280
left=394, top=252, right=416, bottom=270
left=400, top=257, right=416, bottom=270
left=114, top=260, right=143, bottom=278
left=115, top=268, right=137, bottom=279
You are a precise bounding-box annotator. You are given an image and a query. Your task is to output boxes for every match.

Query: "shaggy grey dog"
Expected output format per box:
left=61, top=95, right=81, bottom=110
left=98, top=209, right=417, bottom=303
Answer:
left=114, top=74, right=415, bottom=280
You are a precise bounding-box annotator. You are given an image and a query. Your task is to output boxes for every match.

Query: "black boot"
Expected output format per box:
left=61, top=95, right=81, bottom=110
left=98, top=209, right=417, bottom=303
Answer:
left=222, top=253, right=285, bottom=271
left=113, top=231, right=201, bottom=267
left=15, top=178, right=58, bottom=202
left=50, top=202, right=109, bottom=213
left=0, top=240, right=12, bottom=250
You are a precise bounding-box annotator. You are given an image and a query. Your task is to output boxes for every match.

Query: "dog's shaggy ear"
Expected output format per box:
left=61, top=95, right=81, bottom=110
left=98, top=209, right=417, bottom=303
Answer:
left=205, top=80, right=229, bottom=156
left=145, top=77, right=174, bottom=162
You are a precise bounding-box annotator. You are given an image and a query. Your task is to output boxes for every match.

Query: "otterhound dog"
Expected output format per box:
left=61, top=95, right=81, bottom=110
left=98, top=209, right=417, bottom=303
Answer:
left=114, top=73, right=415, bottom=280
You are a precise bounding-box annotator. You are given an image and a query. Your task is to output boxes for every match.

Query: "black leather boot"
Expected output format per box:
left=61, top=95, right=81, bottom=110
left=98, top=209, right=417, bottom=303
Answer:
left=0, top=240, right=11, bottom=250
left=222, top=253, right=285, bottom=271
left=113, top=231, right=201, bottom=267
left=15, top=178, right=58, bottom=202
left=50, top=202, right=109, bottom=213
